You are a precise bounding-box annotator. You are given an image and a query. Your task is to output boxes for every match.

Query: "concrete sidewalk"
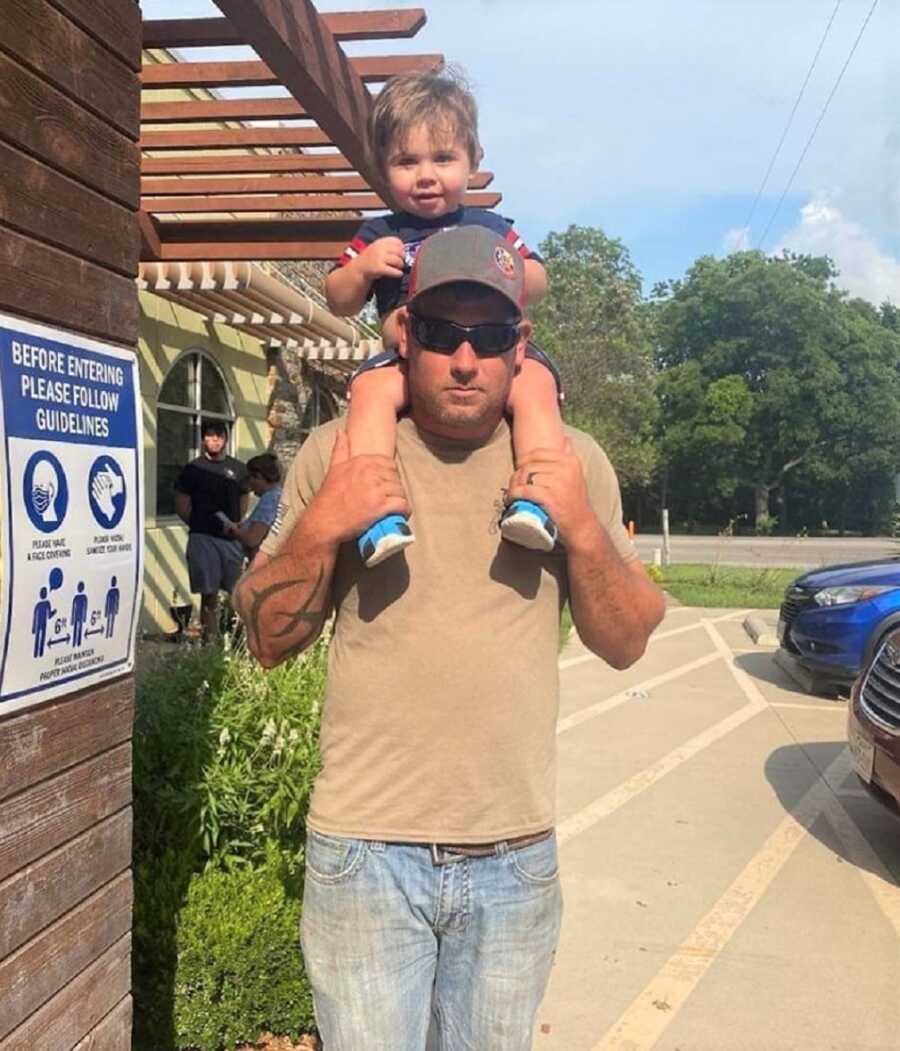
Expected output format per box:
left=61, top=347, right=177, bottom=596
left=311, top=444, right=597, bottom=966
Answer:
left=536, top=606, right=900, bottom=1051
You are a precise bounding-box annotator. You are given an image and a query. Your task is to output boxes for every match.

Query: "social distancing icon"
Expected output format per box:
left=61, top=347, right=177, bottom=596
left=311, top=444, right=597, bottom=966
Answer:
left=31, top=567, right=64, bottom=658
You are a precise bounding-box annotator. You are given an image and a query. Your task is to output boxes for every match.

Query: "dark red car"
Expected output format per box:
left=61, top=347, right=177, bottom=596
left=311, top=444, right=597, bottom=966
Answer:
left=848, top=628, right=900, bottom=818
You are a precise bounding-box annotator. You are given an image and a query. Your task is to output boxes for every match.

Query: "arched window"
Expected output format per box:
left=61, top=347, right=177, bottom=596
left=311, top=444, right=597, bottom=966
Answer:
left=156, top=352, right=234, bottom=516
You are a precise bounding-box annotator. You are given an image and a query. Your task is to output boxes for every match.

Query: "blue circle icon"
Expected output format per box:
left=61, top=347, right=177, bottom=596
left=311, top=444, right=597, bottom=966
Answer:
left=88, top=456, right=126, bottom=529
left=23, top=451, right=68, bottom=533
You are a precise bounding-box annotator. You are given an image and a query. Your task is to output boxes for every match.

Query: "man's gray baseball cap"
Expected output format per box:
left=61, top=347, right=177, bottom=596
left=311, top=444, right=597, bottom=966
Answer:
left=406, top=226, right=525, bottom=318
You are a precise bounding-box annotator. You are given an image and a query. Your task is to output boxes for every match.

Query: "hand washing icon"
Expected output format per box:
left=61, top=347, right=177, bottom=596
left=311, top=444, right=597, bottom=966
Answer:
left=88, top=456, right=126, bottom=529
left=91, top=465, right=123, bottom=521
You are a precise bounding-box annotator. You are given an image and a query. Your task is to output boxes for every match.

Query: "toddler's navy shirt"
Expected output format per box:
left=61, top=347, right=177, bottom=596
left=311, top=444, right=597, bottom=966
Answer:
left=335, top=207, right=541, bottom=318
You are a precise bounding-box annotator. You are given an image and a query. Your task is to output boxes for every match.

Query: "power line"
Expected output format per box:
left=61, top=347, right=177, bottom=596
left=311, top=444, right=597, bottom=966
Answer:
left=743, top=0, right=843, bottom=240
left=757, top=0, right=880, bottom=250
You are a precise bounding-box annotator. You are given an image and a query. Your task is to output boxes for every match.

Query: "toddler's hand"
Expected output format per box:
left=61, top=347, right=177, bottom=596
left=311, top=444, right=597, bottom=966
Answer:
left=359, top=237, right=405, bottom=280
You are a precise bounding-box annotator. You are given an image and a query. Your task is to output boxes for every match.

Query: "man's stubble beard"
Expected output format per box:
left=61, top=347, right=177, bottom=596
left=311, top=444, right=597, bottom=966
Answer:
left=408, top=375, right=512, bottom=437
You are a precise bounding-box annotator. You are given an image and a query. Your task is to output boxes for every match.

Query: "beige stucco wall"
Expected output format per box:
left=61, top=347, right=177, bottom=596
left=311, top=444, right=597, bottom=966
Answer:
left=138, top=291, right=270, bottom=633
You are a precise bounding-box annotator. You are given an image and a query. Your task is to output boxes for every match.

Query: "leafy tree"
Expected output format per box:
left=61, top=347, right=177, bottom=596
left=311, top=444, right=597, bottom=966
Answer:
left=652, top=251, right=900, bottom=532
left=531, top=225, right=658, bottom=490
left=656, top=364, right=752, bottom=520
left=879, top=300, right=900, bottom=332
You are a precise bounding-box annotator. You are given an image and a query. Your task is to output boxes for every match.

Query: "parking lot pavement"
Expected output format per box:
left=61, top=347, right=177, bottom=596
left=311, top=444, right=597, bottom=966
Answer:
left=537, top=607, right=900, bottom=1051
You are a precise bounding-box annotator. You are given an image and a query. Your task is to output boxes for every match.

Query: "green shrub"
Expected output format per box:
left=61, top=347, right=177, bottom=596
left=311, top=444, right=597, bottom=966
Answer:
left=132, top=635, right=327, bottom=1050
left=133, top=642, right=227, bottom=863
left=754, top=512, right=778, bottom=536
left=197, top=635, right=326, bottom=874
left=174, top=855, right=315, bottom=1051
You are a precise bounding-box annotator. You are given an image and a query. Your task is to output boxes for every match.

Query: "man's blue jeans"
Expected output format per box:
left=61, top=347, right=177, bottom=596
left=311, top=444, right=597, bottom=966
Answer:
left=300, top=830, right=563, bottom=1050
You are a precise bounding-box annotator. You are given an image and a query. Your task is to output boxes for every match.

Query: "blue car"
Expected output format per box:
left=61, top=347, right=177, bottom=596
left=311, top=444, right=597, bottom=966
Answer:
left=778, top=558, right=900, bottom=687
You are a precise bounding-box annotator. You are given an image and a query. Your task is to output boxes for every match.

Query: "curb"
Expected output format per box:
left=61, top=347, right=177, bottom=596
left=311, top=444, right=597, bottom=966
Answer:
left=743, top=614, right=778, bottom=647
left=773, top=647, right=843, bottom=699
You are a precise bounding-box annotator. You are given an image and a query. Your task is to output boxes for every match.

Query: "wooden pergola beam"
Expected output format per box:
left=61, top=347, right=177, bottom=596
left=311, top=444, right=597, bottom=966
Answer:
left=140, top=55, right=442, bottom=89
left=142, top=175, right=374, bottom=196
left=138, top=211, right=162, bottom=261
left=142, top=191, right=503, bottom=214
left=140, top=172, right=495, bottom=196
left=143, top=9, right=427, bottom=48
left=148, top=214, right=362, bottom=260
left=140, top=127, right=331, bottom=151
left=141, top=155, right=355, bottom=176
left=158, top=216, right=360, bottom=244
left=141, top=98, right=308, bottom=124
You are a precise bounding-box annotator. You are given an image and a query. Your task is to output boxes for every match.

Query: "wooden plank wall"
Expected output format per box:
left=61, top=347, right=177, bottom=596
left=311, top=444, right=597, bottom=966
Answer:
left=0, top=1, right=141, bottom=1047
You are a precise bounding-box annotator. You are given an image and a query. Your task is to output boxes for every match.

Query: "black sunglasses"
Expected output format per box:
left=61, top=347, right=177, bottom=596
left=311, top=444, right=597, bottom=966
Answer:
left=408, top=312, right=521, bottom=357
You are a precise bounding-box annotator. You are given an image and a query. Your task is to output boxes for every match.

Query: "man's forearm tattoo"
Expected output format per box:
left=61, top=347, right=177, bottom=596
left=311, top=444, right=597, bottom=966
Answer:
left=239, top=557, right=327, bottom=655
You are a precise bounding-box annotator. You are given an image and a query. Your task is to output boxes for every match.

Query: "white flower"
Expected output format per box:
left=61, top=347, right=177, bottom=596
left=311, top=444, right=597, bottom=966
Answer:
left=218, top=727, right=231, bottom=747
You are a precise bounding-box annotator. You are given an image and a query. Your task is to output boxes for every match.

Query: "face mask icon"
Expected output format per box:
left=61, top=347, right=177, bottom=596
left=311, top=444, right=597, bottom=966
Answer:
left=24, top=451, right=68, bottom=533
left=32, top=460, right=59, bottom=523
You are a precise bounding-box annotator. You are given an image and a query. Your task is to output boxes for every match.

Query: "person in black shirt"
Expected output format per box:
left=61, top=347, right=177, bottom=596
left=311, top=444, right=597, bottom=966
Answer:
left=174, top=419, right=250, bottom=640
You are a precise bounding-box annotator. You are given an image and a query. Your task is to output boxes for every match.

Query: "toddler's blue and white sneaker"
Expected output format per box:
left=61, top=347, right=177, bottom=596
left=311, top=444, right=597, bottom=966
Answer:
left=500, top=499, right=558, bottom=552
left=358, top=514, right=415, bottom=568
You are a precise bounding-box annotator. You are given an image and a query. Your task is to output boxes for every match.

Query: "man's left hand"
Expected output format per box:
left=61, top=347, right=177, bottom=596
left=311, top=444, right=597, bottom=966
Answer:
left=506, top=440, right=595, bottom=549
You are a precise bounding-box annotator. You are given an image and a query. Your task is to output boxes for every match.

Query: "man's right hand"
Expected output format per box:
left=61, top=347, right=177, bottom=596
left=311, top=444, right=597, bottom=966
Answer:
left=299, top=429, right=410, bottom=548
left=358, top=236, right=406, bottom=281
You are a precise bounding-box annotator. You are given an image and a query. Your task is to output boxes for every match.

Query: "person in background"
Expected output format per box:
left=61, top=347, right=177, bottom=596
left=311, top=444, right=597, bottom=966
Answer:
left=222, top=452, right=283, bottom=563
left=174, top=419, right=249, bottom=641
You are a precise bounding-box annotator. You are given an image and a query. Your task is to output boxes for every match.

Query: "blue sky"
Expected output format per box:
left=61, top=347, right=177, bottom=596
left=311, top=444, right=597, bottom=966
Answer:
left=141, top=0, right=900, bottom=302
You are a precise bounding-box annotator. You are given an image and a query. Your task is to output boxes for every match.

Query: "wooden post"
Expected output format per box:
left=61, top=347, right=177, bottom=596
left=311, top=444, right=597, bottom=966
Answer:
left=0, top=1, right=141, bottom=1046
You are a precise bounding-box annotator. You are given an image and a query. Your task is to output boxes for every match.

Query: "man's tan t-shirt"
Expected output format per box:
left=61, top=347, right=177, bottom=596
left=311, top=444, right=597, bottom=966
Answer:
left=260, top=416, right=637, bottom=843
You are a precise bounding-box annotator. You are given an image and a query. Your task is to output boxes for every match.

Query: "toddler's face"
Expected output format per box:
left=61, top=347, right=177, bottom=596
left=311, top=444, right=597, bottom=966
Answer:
left=385, top=123, right=473, bottom=219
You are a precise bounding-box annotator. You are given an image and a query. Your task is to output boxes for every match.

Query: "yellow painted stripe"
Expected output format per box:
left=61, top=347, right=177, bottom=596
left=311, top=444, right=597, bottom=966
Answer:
left=557, top=619, right=767, bottom=841
left=556, top=653, right=721, bottom=735
left=591, top=621, right=898, bottom=1050
left=558, top=610, right=749, bottom=671
left=816, top=750, right=900, bottom=938
left=557, top=693, right=765, bottom=845
left=770, top=701, right=846, bottom=712
left=590, top=750, right=850, bottom=1051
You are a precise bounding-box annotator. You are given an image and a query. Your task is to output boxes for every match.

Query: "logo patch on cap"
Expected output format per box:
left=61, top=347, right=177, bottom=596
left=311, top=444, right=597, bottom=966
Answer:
left=494, top=246, right=516, bottom=278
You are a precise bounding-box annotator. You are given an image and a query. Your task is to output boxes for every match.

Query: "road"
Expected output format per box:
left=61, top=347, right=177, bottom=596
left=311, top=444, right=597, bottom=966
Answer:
left=536, top=607, right=900, bottom=1050
left=633, top=534, right=899, bottom=569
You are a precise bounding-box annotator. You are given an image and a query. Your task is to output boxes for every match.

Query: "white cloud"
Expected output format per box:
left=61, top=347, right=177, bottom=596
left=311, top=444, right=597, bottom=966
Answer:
left=778, top=196, right=900, bottom=305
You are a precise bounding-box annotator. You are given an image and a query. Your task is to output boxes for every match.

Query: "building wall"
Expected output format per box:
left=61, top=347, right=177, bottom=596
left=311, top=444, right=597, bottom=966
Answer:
left=138, top=292, right=272, bottom=633
left=0, top=1, right=141, bottom=1046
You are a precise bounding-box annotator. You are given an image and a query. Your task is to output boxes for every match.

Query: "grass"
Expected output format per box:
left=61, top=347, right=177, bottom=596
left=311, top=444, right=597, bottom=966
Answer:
left=560, top=604, right=574, bottom=651
left=660, top=563, right=798, bottom=609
